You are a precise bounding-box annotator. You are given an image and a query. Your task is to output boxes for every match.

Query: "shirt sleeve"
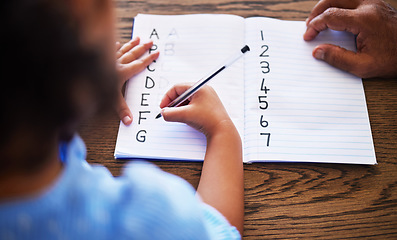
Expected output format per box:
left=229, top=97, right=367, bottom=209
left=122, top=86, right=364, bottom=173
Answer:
left=115, top=161, right=241, bottom=240
left=199, top=201, right=241, bottom=240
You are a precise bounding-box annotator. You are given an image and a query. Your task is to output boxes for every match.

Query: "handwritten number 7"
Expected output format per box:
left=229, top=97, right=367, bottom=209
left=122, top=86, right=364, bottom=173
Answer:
left=260, top=133, right=271, bottom=146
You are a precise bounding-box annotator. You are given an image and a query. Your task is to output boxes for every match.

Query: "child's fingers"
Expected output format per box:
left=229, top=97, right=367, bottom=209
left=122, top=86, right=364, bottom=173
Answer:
left=115, top=41, right=121, bottom=51
left=119, top=40, right=153, bottom=64
left=161, top=106, right=192, bottom=123
left=160, top=83, right=194, bottom=108
left=117, top=93, right=133, bottom=125
left=118, top=51, right=159, bottom=82
left=116, top=37, right=140, bottom=59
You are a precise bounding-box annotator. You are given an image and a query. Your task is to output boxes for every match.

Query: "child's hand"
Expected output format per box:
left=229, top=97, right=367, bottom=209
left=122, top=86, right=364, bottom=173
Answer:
left=161, top=84, right=244, bottom=234
left=159, top=84, right=233, bottom=137
left=116, top=37, right=159, bottom=125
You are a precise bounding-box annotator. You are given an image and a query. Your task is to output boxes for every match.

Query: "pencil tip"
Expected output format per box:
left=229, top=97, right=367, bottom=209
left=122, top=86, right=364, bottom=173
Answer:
left=155, top=113, right=162, bottom=119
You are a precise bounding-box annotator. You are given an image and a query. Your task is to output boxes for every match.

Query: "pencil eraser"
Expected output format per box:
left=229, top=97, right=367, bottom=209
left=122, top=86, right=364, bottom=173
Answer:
left=241, top=45, right=250, bottom=53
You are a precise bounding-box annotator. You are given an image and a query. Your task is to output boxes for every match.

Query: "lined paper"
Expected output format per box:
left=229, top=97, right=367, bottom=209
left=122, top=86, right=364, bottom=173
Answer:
left=115, top=14, right=245, bottom=160
left=115, top=14, right=376, bottom=165
left=244, top=17, right=376, bottom=164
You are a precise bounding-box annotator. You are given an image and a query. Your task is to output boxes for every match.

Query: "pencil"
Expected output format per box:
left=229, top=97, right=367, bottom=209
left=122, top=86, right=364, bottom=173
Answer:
left=156, top=45, right=250, bottom=119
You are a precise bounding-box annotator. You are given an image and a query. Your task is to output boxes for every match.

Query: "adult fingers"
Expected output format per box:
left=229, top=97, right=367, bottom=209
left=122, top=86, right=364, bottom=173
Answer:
left=306, top=0, right=360, bottom=25
left=118, top=40, right=154, bottom=64
left=117, top=93, right=133, bottom=125
left=313, top=44, right=374, bottom=78
left=118, top=51, right=159, bottom=82
left=304, top=8, right=359, bottom=41
left=159, top=83, right=193, bottom=108
left=116, top=37, right=140, bottom=59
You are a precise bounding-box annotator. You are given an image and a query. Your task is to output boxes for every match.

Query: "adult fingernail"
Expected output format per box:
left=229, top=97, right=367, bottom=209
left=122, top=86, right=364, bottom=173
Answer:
left=122, top=115, right=132, bottom=125
left=314, top=48, right=325, bottom=60
left=305, top=18, right=309, bottom=25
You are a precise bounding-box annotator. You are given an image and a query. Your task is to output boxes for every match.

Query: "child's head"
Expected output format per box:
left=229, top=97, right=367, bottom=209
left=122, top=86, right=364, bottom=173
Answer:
left=1, top=0, right=117, bottom=175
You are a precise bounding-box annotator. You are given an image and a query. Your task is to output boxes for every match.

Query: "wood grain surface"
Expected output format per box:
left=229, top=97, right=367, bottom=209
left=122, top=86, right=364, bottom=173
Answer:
left=79, top=0, right=397, bottom=239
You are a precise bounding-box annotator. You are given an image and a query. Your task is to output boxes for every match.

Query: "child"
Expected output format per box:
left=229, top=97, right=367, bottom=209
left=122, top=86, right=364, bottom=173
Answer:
left=0, top=0, right=244, bottom=239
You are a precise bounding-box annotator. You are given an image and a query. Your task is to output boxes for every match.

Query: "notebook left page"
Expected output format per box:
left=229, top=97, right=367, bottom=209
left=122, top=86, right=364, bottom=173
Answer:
left=115, top=14, right=245, bottom=160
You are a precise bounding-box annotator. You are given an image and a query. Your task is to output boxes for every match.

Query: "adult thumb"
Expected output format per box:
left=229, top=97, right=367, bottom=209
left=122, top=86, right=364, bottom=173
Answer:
left=313, top=44, right=371, bottom=78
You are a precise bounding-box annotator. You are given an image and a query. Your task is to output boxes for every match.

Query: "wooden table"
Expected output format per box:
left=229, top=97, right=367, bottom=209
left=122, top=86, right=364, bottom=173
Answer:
left=79, top=0, right=397, bottom=238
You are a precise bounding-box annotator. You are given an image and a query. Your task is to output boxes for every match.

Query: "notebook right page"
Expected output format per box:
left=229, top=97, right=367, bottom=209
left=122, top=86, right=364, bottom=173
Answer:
left=244, top=17, right=376, bottom=164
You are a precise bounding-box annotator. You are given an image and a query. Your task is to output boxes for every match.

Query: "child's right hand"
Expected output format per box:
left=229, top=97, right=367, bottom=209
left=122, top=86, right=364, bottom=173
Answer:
left=159, top=84, right=233, bottom=138
left=161, top=84, right=244, bottom=234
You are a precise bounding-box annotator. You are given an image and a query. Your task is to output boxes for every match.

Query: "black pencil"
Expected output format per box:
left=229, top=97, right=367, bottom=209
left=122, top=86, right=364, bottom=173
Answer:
left=155, top=45, right=250, bottom=119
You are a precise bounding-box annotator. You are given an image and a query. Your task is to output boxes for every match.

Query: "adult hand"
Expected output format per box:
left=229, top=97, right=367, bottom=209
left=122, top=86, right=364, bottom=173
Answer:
left=304, top=0, right=397, bottom=78
left=116, top=37, right=159, bottom=125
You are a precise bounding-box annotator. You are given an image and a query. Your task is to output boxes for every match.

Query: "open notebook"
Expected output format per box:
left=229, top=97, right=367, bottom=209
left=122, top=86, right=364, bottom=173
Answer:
left=114, top=14, right=376, bottom=165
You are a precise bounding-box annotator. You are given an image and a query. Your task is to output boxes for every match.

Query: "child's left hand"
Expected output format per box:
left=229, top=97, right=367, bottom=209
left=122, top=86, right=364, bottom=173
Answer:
left=115, top=37, right=159, bottom=125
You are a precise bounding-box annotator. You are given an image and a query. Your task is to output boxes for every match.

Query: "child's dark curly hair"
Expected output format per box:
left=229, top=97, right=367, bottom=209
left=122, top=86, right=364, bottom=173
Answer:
left=0, top=0, right=117, bottom=174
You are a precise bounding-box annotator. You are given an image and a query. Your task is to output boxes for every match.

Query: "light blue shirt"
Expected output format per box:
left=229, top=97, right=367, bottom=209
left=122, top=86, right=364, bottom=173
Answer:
left=0, top=135, right=240, bottom=239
